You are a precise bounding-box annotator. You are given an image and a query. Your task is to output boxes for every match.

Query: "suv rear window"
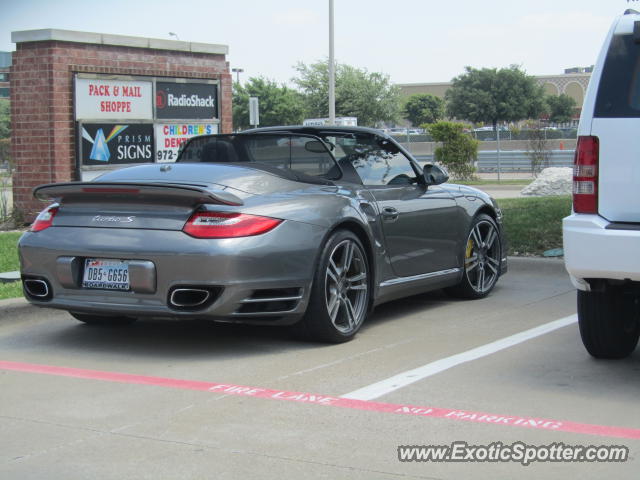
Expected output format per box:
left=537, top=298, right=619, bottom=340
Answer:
left=595, top=34, right=640, bottom=117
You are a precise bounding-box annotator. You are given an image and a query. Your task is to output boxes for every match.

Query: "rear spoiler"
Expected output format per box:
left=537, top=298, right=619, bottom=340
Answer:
left=33, top=182, right=244, bottom=206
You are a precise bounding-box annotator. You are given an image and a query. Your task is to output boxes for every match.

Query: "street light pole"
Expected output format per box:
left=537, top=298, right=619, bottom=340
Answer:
left=231, top=68, right=244, bottom=84
left=328, top=0, right=336, bottom=126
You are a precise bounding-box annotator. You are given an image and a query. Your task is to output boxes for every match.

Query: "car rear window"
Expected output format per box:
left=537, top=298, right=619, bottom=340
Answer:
left=595, top=34, right=640, bottom=118
left=177, top=133, right=338, bottom=179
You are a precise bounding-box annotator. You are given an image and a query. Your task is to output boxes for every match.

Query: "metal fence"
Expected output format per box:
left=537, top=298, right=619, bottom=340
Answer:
left=391, top=129, right=578, bottom=144
left=413, top=150, right=575, bottom=173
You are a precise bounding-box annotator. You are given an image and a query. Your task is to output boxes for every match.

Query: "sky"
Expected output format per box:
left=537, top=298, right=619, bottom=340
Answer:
left=0, top=0, right=635, bottom=85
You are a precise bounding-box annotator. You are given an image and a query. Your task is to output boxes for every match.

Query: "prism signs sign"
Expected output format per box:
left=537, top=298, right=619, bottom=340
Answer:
left=80, top=124, right=154, bottom=166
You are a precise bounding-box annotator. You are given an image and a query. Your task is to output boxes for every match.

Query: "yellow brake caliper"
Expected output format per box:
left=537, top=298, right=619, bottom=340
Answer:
left=465, top=238, right=474, bottom=269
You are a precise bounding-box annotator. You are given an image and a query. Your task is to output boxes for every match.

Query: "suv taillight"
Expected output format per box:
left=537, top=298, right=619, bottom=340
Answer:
left=183, top=211, right=282, bottom=238
left=573, top=136, right=599, bottom=214
left=30, top=204, right=59, bottom=232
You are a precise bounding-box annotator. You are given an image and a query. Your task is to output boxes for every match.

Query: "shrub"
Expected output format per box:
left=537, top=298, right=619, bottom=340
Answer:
left=526, top=128, right=551, bottom=175
left=425, top=121, right=478, bottom=180
left=0, top=138, right=10, bottom=171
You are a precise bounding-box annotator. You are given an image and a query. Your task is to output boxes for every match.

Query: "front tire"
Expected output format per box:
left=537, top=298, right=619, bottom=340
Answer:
left=577, top=289, right=639, bottom=359
left=70, top=312, right=137, bottom=327
left=446, top=213, right=501, bottom=299
left=294, top=230, right=370, bottom=343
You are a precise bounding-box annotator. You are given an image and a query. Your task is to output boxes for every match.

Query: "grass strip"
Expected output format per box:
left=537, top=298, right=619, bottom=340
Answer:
left=0, top=232, right=23, bottom=300
left=0, top=231, right=21, bottom=272
left=498, top=195, right=572, bottom=256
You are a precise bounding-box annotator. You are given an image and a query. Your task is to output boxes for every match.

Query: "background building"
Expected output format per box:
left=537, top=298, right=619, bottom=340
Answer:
left=397, top=69, right=592, bottom=109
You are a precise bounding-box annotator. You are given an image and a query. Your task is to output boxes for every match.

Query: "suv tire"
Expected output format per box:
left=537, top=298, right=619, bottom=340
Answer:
left=577, top=289, right=640, bottom=359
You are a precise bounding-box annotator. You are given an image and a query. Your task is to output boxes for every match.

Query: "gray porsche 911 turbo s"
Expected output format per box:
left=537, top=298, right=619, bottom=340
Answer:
left=19, top=126, right=506, bottom=342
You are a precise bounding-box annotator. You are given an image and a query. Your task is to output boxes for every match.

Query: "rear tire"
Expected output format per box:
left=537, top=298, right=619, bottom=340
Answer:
left=577, top=289, right=639, bottom=359
left=70, top=312, right=137, bottom=327
left=294, top=230, right=370, bottom=343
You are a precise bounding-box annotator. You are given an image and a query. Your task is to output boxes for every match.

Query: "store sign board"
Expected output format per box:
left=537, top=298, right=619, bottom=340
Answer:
left=154, top=123, right=218, bottom=162
left=80, top=123, right=154, bottom=166
left=155, top=82, right=218, bottom=119
left=75, top=78, right=153, bottom=120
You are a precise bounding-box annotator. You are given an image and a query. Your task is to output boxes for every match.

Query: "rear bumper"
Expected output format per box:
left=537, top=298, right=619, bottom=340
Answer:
left=563, top=213, right=640, bottom=290
left=18, top=221, right=326, bottom=325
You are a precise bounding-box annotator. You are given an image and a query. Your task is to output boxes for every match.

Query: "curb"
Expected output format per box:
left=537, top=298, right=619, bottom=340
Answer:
left=507, top=255, right=565, bottom=265
left=506, top=255, right=568, bottom=275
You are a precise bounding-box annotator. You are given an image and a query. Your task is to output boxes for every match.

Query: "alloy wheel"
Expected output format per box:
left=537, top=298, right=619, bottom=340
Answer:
left=324, top=239, right=368, bottom=334
left=464, top=219, right=501, bottom=294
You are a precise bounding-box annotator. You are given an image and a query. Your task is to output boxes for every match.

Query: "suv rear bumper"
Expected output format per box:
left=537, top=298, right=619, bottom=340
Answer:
left=563, top=213, right=640, bottom=290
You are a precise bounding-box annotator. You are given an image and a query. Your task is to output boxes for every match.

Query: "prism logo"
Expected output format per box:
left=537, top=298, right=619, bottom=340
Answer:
left=82, top=125, right=128, bottom=161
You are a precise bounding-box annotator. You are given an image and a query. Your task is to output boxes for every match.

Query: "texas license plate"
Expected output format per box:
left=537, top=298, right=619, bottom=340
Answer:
left=82, top=259, right=130, bottom=290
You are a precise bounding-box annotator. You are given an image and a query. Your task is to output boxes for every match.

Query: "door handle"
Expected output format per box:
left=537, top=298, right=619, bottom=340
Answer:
left=382, top=207, right=399, bottom=221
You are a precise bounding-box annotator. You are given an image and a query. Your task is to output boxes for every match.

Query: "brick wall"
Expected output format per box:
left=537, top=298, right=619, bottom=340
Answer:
left=11, top=40, right=231, bottom=220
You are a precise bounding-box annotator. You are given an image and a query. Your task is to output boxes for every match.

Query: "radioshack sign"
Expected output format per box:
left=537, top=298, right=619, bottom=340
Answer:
left=155, top=82, right=218, bottom=120
left=75, top=78, right=153, bottom=120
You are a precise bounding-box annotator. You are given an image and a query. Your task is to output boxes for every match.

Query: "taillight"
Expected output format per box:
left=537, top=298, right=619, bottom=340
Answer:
left=183, top=211, right=282, bottom=238
left=30, top=205, right=59, bottom=232
left=573, top=136, right=599, bottom=214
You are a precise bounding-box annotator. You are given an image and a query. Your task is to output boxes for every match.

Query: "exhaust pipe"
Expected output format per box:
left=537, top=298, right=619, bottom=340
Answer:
left=169, top=288, right=211, bottom=308
left=24, top=279, right=50, bottom=299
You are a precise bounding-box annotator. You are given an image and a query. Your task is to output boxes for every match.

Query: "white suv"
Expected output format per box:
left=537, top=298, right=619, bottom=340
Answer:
left=563, top=9, right=640, bottom=359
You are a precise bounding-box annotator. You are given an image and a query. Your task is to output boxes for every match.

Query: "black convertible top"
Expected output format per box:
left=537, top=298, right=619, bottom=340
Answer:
left=177, top=132, right=342, bottom=186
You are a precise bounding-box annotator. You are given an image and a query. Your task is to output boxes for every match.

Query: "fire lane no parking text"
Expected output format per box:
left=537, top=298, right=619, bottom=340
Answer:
left=2, top=358, right=639, bottom=441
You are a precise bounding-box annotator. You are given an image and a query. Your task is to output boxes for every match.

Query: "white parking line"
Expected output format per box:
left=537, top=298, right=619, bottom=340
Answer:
left=341, top=314, right=578, bottom=401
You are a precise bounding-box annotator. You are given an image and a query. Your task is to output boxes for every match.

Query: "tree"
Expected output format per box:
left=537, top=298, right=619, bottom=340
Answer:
left=0, top=99, right=10, bottom=169
left=293, top=60, right=400, bottom=127
left=427, top=121, right=478, bottom=180
left=232, top=77, right=304, bottom=131
left=0, top=99, right=9, bottom=140
left=526, top=126, right=550, bottom=176
left=403, top=94, right=444, bottom=126
left=446, top=66, right=547, bottom=131
left=546, top=94, right=577, bottom=124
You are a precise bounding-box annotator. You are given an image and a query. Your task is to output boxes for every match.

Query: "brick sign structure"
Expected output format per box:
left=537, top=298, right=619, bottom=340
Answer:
left=10, top=29, right=232, bottom=220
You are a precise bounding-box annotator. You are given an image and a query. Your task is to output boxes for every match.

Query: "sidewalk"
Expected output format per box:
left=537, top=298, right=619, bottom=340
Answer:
left=475, top=184, right=526, bottom=199
left=476, top=172, right=535, bottom=180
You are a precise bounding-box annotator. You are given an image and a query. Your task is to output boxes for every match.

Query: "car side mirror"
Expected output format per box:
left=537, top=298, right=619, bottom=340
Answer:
left=422, top=164, right=449, bottom=186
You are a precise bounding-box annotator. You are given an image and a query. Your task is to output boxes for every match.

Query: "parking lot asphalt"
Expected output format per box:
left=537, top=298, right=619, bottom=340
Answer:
left=1, top=257, right=639, bottom=479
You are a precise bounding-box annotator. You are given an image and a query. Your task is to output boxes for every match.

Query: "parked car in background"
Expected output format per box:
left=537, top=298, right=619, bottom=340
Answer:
left=19, top=126, right=506, bottom=343
left=563, top=9, right=640, bottom=359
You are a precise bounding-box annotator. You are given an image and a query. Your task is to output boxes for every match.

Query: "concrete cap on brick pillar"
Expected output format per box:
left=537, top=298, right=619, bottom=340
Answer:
left=11, top=29, right=229, bottom=55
